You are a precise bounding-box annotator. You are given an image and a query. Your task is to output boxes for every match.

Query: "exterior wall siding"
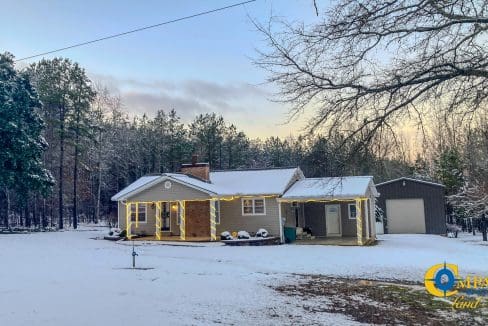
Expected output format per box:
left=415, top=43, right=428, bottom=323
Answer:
left=340, top=201, right=357, bottom=237
left=282, top=203, right=305, bottom=227
left=118, top=201, right=182, bottom=236
left=376, top=179, right=446, bottom=234
left=127, top=180, right=210, bottom=202
left=304, top=202, right=326, bottom=236
left=118, top=201, right=156, bottom=236
left=216, top=197, right=281, bottom=237
left=303, top=201, right=367, bottom=237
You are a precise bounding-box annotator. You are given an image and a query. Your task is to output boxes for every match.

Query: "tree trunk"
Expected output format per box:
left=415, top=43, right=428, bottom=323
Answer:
left=58, top=108, right=65, bottom=229
left=4, top=187, right=10, bottom=229
left=482, top=216, right=487, bottom=241
left=25, top=204, right=31, bottom=228
left=33, top=196, right=38, bottom=228
left=95, top=131, right=102, bottom=224
left=42, top=198, right=46, bottom=229
left=73, top=142, right=79, bottom=230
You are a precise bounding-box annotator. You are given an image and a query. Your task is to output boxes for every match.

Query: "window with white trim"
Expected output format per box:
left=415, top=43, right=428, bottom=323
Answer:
left=215, top=200, right=221, bottom=224
left=176, top=202, right=181, bottom=225
left=130, top=203, right=147, bottom=222
left=162, top=202, right=170, bottom=231
left=348, top=203, right=357, bottom=219
left=242, top=198, right=266, bottom=216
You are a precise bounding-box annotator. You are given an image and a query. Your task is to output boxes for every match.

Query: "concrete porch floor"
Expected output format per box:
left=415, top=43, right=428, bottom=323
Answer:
left=133, top=235, right=211, bottom=242
left=294, top=237, right=361, bottom=246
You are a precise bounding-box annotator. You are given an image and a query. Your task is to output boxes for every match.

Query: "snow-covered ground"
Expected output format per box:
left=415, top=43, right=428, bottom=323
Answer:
left=1, top=227, right=487, bottom=325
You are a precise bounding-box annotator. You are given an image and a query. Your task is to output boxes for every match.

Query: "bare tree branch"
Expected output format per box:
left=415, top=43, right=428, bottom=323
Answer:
left=255, top=0, right=488, bottom=153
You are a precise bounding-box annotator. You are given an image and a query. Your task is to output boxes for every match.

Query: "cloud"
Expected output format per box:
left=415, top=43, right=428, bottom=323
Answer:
left=121, top=91, right=211, bottom=119
left=90, top=73, right=272, bottom=114
left=88, top=72, right=307, bottom=137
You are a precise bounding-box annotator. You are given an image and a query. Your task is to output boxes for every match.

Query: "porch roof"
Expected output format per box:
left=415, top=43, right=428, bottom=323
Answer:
left=281, top=176, right=377, bottom=200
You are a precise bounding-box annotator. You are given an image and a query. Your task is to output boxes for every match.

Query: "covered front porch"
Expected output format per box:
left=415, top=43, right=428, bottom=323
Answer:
left=121, top=199, right=220, bottom=241
left=279, top=198, right=376, bottom=246
left=278, top=176, right=378, bottom=246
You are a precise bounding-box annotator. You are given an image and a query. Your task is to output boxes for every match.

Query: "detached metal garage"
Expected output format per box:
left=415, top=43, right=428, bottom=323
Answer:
left=376, top=178, right=446, bottom=234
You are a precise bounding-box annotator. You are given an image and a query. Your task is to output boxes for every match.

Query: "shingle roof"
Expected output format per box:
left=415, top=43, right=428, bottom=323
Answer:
left=111, top=167, right=303, bottom=201
left=209, top=168, right=301, bottom=196
left=110, top=175, right=161, bottom=201
left=281, top=176, right=377, bottom=199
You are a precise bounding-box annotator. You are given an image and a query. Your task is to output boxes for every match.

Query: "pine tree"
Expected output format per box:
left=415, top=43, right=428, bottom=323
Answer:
left=0, top=53, right=53, bottom=227
left=29, top=58, right=95, bottom=229
left=190, top=113, right=225, bottom=168
left=435, top=148, right=464, bottom=195
left=67, top=64, right=96, bottom=229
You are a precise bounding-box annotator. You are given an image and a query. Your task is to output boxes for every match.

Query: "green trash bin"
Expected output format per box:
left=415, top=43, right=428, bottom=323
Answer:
left=284, top=226, right=296, bottom=243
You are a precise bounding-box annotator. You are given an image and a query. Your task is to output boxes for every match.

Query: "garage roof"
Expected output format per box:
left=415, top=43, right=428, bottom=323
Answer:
left=376, top=177, right=445, bottom=188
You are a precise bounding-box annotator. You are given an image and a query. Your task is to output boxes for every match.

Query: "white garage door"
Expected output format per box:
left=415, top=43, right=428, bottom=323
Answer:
left=386, top=199, right=426, bottom=234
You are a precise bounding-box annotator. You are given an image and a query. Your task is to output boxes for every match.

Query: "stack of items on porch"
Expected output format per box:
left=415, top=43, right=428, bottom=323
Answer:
left=220, top=228, right=269, bottom=240
left=295, top=227, right=315, bottom=240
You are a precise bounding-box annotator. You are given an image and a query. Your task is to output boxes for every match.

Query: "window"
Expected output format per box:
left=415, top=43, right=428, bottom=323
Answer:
left=348, top=203, right=357, bottom=219
left=176, top=202, right=181, bottom=225
left=130, top=203, right=147, bottom=222
left=162, top=202, right=170, bottom=231
left=214, top=200, right=221, bottom=224
left=242, top=197, right=266, bottom=216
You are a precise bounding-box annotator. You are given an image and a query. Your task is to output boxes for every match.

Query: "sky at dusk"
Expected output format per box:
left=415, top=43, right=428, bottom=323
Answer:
left=2, top=0, right=327, bottom=138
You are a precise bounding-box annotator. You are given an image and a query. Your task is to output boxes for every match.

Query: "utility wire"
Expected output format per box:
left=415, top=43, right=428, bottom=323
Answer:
left=15, top=0, right=256, bottom=61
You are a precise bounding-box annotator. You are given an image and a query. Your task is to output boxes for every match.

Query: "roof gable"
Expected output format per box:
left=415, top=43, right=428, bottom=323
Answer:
left=376, top=177, right=444, bottom=188
left=110, top=174, right=217, bottom=201
left=111, top=176, right=161, bottom=201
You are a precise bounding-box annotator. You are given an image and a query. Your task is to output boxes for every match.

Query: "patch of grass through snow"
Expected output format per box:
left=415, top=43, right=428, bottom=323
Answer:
left=272, top=275, right=488, bottom=325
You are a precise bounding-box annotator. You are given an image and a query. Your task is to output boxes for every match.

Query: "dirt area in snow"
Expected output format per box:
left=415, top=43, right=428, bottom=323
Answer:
left=273, top=275, right=488, bottom=325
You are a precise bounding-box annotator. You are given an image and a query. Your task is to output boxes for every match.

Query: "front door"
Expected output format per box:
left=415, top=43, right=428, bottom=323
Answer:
left=325, top=204, right=341, bottom=236
left=162, top=202, right=170, bottom=231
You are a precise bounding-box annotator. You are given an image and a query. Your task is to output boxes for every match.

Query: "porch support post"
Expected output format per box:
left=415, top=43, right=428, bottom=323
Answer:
left=125, top=202, right=132, bottom=240
left=155, top=202, right=162, bottom=240
left=370, top=197, right=376, bottom=238
left=277, top=199, right=284, bottom=244
left=178, top=200, right=186, bottom=240
left=209, top=199, right=217, bottom=241
left=356, top=198, right=363, bottom=245
left=135, top=202, right=139, bottom=228
left=365, top=199, right=370, bottom=240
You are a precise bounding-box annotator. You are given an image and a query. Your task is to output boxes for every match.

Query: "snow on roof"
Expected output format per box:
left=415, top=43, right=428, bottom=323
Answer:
left=209, top=167, right=301, bottom=196
left=110, top=173, right=219, bottom=201
left=282, top=176, right=375, bottom=199
left=111, top=175, right=160, bottom=201
left=376, top=177, right=445, bottom=188
left=165, top=173, right=220, bottom=194
left=113, top=168, right=378, bottom=201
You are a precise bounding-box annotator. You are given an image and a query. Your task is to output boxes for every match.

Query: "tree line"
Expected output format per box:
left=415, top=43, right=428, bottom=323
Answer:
left=1, top=52, right=486, bottom=230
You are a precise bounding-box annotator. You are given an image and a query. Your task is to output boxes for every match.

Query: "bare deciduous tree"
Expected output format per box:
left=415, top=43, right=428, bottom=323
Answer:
left=256, top=0, right=488, bottom=149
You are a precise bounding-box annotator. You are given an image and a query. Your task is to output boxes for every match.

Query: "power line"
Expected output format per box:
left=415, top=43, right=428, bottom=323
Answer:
left=15, top=0, right=256, bottom=62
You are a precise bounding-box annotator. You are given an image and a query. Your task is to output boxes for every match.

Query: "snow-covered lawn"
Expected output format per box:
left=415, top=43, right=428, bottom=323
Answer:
left=1, top=228, right=487, bottom=325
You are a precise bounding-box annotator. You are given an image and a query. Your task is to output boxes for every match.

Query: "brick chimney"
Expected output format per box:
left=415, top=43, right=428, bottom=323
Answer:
left=180, top=155, right=210, bottom=181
